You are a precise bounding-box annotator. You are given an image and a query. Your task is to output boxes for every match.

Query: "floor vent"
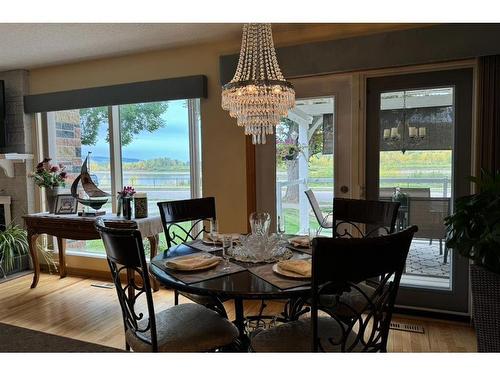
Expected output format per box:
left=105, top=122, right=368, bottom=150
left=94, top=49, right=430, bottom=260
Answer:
left=90, top=283, right=114, bottom=289
left=390, top=322, right=425, bottom=334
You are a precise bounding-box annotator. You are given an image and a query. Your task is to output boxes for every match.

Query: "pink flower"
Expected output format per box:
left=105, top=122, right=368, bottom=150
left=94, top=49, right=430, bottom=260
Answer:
left=50, top=165, right=59, bottom=173
left=59, top=172, right=67, bottom=179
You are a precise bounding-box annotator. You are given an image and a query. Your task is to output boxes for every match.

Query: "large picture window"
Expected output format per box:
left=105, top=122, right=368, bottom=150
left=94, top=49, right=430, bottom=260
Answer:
left=41, top=99, right=202, bottom=256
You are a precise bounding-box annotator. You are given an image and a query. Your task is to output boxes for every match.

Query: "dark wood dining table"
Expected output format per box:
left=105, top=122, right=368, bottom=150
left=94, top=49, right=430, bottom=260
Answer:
left=149, top=241, right=312, bottom=344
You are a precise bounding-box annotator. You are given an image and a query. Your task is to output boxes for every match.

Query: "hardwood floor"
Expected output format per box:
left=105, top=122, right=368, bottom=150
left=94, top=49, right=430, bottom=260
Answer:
left=0, top=274, right=477, bottom=352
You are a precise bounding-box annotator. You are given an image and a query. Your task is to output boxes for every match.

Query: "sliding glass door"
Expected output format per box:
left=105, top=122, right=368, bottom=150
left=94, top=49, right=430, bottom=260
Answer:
left=366, top=68, right=473, bottom=314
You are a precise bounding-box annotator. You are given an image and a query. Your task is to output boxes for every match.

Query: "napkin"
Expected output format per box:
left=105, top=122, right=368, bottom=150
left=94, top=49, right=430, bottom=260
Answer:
left=208, top=233, right=241, bottom=242
left=277, top=259, right=312, bottom=278
left=288, top=236, right=311, bottom=248
left=165, top=254, right=220, bottom=271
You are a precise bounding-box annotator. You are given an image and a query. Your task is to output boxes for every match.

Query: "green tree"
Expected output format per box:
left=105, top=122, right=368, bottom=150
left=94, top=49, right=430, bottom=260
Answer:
left=80, top=102, right=169, bottom=146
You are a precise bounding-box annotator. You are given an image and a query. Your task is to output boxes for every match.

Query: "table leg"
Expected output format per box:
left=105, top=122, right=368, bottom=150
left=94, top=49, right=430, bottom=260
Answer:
left=147, top=234, right=160, bottom=292
left=56, top=237, right=67, bottom=278
left=28, top=231, right=40, bottom=289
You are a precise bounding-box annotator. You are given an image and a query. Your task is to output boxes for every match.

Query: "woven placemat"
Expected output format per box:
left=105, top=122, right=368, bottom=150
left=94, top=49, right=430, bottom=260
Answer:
left=248, top=261, right=311, bottom=290
left=152, top=254, right=245, bottom=285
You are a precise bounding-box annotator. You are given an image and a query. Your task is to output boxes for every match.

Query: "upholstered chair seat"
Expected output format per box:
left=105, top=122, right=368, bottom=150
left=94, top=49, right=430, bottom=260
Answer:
left=125, top=303, right=239, bottom=352
left=251, top=317, right=361, bottom=352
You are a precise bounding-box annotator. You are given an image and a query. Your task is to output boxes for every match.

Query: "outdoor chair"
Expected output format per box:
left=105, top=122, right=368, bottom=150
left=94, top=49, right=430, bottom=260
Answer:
left=305, top=189, right=333, bottom=231
left=157, top=197, right=229, bottom=314
left=95, top=218, right=238, bottom=352
left=407, top=197, right=451, bottom=264
left=251, top=226, right=417, bottom=352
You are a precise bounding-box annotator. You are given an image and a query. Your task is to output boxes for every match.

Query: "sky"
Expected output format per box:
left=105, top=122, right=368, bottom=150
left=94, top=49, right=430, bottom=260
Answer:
left=81, top=100, right=191, bottom=162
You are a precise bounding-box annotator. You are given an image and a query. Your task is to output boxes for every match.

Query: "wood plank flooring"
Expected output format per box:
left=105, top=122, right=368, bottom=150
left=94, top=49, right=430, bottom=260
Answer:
left=0, top=274, right=477, bottom=352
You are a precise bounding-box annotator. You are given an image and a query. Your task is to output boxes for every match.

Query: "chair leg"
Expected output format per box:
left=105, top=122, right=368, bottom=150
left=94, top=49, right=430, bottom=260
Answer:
left=429, top=239, right=433, bottom=245
left=443, top=245, right=449, bottom=264
left=174, top=290, right=179, bottom=305
left=439, top=239, right=443, bottom=255
left=125, top=342, right=131, bottom=351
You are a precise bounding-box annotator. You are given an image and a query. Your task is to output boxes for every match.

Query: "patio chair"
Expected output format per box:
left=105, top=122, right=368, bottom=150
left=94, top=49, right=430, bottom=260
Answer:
left=251, top=226, right=417, bottom=352
left=157, top=197, right=228, bottom=315
left=304, top=189, right=333, bottom=230
left=407, top=197, right=451, bottom=264
left=94, top=218, right=238, bottom=352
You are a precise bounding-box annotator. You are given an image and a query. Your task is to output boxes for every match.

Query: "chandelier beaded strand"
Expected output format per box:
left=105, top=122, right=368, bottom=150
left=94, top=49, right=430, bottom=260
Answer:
left=221, top=24, right=295, bottom=144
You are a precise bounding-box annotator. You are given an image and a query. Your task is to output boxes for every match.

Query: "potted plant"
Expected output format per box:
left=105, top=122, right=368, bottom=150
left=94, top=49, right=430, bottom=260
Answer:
left=444, top=170, right=500, bottom=352
left=0, top=223, right=30, bottom=278
left=29, top=158, right=68, bottom=213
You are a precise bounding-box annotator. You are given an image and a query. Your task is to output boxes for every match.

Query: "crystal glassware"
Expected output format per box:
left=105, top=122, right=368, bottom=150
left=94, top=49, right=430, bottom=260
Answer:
left=221, top=235, right=233, bottom=271
left=249, top=212, right=271, bottom=237
left=210, top=218, right=219, bottom=250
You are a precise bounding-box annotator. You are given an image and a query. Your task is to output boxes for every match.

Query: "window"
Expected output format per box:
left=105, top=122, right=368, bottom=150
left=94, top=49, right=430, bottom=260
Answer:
left=42, top=99, right=202, bottom=256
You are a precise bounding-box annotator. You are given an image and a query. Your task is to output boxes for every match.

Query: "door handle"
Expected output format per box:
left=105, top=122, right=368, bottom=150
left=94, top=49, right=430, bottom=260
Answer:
left=340, top=185, right=349, bottom=194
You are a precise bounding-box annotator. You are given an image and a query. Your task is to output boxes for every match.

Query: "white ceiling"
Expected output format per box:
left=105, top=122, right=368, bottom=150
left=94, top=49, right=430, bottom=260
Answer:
left=0, top=23, right=416, bottom=72
left=0, top=23, right=249, bottom=71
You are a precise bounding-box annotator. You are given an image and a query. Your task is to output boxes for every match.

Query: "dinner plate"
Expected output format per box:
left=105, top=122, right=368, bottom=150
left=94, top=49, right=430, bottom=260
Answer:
left=287, top=236, right=311, bottom=248
left=272, top=263, right=310, bottom=279
left=164, top=254, right=221, bottom=272
left=202, top=233, right=241, bottom=245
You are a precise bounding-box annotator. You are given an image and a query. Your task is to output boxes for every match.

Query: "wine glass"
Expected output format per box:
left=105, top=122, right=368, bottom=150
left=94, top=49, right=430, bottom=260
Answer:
left=277, top=215, right=285, bottom=242
left=221, top=235, right=232, bottom=271
left=210, top=218, right=219, bottom=250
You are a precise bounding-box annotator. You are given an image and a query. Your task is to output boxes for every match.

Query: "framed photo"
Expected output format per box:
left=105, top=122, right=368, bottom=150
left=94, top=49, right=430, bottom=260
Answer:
left=54, top=194, right=78, bottom=215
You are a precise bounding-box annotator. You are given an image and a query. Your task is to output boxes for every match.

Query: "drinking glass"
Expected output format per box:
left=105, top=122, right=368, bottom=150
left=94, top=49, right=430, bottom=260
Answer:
left=210, top=218, right=219, bottom=250
left=221, top=235, right=233, bottom=271
left=277, top=215, right=285, bottom=242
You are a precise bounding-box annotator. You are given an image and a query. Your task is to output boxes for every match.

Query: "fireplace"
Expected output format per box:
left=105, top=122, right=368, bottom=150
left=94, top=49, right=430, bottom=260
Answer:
left=0, top=196, right=11, bottom=231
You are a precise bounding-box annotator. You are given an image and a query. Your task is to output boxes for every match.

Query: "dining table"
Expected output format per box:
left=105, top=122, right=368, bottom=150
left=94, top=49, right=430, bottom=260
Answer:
left=149, top=237, right=313, bottom=347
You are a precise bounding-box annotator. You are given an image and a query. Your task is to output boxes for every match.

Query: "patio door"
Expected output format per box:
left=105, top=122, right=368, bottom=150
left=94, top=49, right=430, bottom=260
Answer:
left=365, top=68, right=473, bottom=315
left=255, top=74, right=356, bottom=234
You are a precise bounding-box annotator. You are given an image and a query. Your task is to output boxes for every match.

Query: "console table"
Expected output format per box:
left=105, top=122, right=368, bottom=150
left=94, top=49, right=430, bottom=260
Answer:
left=23, top=213, right=163, bottom=290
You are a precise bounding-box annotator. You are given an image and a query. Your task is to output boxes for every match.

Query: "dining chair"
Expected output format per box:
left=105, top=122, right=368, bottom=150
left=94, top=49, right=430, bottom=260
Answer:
left=304, top=189, right=333, bottom=230
left=94, top=218, right=239, bottom=352
left=333, top=197, right=400, bottom=238
left=157, top=197, right=227, bottom=313
left=250, top=225, right=418, bottom=352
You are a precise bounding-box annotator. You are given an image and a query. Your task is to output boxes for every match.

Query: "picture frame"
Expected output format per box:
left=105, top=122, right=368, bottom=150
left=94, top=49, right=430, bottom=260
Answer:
left=54, top=194, right=78, bottom=215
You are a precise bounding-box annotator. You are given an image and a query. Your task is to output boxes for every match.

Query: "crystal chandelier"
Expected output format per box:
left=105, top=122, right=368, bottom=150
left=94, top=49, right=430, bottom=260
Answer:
left=221, top=23, right=295, bottom=144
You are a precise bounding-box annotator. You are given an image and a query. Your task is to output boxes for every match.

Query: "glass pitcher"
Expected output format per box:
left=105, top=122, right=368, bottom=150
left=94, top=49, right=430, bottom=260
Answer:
left=249, top=212, right=271, bottom=237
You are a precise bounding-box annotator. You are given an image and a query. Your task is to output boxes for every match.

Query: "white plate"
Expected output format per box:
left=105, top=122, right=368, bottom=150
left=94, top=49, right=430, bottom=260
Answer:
left=287, top=236, right=311, bottom=248
left=164, top=254, right=221, bottom=272
left=272, top=263, right=310, bottom=279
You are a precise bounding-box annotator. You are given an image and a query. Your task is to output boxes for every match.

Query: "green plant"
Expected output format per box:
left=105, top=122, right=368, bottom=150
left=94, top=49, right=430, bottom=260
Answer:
left=0, top=224, right=29, bottom=274
left=445, top=170, right=500, bottom=274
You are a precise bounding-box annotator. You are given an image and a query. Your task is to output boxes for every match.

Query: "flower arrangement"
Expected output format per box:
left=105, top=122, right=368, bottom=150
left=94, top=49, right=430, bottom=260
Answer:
left=276, top=139, right=303, bottom=161
left=118, top=186, right=136, bottom=198
left=29, top=158, right=68, bottom=188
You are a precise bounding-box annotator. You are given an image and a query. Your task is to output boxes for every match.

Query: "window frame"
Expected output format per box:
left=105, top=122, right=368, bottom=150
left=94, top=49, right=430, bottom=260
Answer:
left=38, top=98, right=202, bottom=257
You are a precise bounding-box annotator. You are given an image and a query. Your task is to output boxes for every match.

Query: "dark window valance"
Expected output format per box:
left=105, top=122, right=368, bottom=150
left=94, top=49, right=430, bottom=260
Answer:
left=24, top=75, right=207, bottom=113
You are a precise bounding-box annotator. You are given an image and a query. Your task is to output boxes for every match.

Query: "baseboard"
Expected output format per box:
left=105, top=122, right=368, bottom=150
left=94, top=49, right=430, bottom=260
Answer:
left=394, top=306, right=471, bottom=323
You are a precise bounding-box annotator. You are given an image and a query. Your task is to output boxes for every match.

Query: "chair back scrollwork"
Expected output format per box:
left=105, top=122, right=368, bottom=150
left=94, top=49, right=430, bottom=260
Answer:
left=311, top=226, right=418, bottom=352
left=157, top=197, right=216, bottom=248
left=95, top=218, right=158, bottom=351
left=333, top=198, right=400, bottom=238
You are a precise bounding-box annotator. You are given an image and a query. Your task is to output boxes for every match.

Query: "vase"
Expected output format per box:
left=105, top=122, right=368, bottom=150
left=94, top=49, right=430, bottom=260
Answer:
left=45, top=187, right=59, bottom=214
left=122, top=197, right=133, bottom=220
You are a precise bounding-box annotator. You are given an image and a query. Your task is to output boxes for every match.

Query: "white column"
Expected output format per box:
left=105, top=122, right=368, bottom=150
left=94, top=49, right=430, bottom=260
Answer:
left=298, top=121, right=309, bottom=234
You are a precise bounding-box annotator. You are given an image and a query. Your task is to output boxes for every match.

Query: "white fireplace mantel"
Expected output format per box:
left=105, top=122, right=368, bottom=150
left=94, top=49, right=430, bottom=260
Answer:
left=0, top=153, right=34, bottom=178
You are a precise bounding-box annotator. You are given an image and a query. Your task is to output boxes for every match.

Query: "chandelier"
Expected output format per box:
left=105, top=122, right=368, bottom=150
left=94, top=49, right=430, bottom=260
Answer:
left=221, top=24, right=295, bottom=145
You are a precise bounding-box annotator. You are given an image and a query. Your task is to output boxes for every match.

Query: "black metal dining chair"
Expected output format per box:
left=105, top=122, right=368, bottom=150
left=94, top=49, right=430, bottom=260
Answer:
left=157, top=197, right=228, bottom=314
left=333, top=197, right=401, bottom=238
left=250, top=225, right=417, bottom=352
left=94, top=218, right=239, bottom=352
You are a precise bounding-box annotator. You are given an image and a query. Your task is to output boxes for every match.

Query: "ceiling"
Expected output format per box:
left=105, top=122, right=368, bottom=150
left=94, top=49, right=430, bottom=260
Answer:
left=0, top=23, right=421, bottom=71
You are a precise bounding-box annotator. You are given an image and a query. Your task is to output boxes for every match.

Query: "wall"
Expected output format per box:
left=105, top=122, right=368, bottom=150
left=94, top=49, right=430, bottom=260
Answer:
left=0, top=70, right=35, bottom=225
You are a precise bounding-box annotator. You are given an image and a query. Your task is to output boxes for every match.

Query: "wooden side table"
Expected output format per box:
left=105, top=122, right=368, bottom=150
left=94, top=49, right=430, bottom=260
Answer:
left=23, top=213, right=162, bottom=291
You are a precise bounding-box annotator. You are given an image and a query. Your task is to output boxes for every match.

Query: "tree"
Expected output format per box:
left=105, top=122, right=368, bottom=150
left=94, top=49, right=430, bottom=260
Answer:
left=80, top=102, right=169, bottom=146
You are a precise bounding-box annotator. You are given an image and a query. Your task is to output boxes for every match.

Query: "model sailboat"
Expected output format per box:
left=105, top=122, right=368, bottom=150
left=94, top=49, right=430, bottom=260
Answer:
left=70, top=152, right=110, bottom=214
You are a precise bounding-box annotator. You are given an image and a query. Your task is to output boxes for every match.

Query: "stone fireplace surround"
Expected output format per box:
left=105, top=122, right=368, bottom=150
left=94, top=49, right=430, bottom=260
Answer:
left=0, top=70, right=35, bottom=225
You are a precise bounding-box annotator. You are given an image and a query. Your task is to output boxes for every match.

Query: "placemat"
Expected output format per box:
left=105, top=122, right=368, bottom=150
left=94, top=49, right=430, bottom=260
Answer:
left=286, top=244, right=312, bottom=255
left=248, top=263, right=311, bottom=290
left=152, top=254, right=245, bottom=285
left=185, top=239, right=222, bottom=253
